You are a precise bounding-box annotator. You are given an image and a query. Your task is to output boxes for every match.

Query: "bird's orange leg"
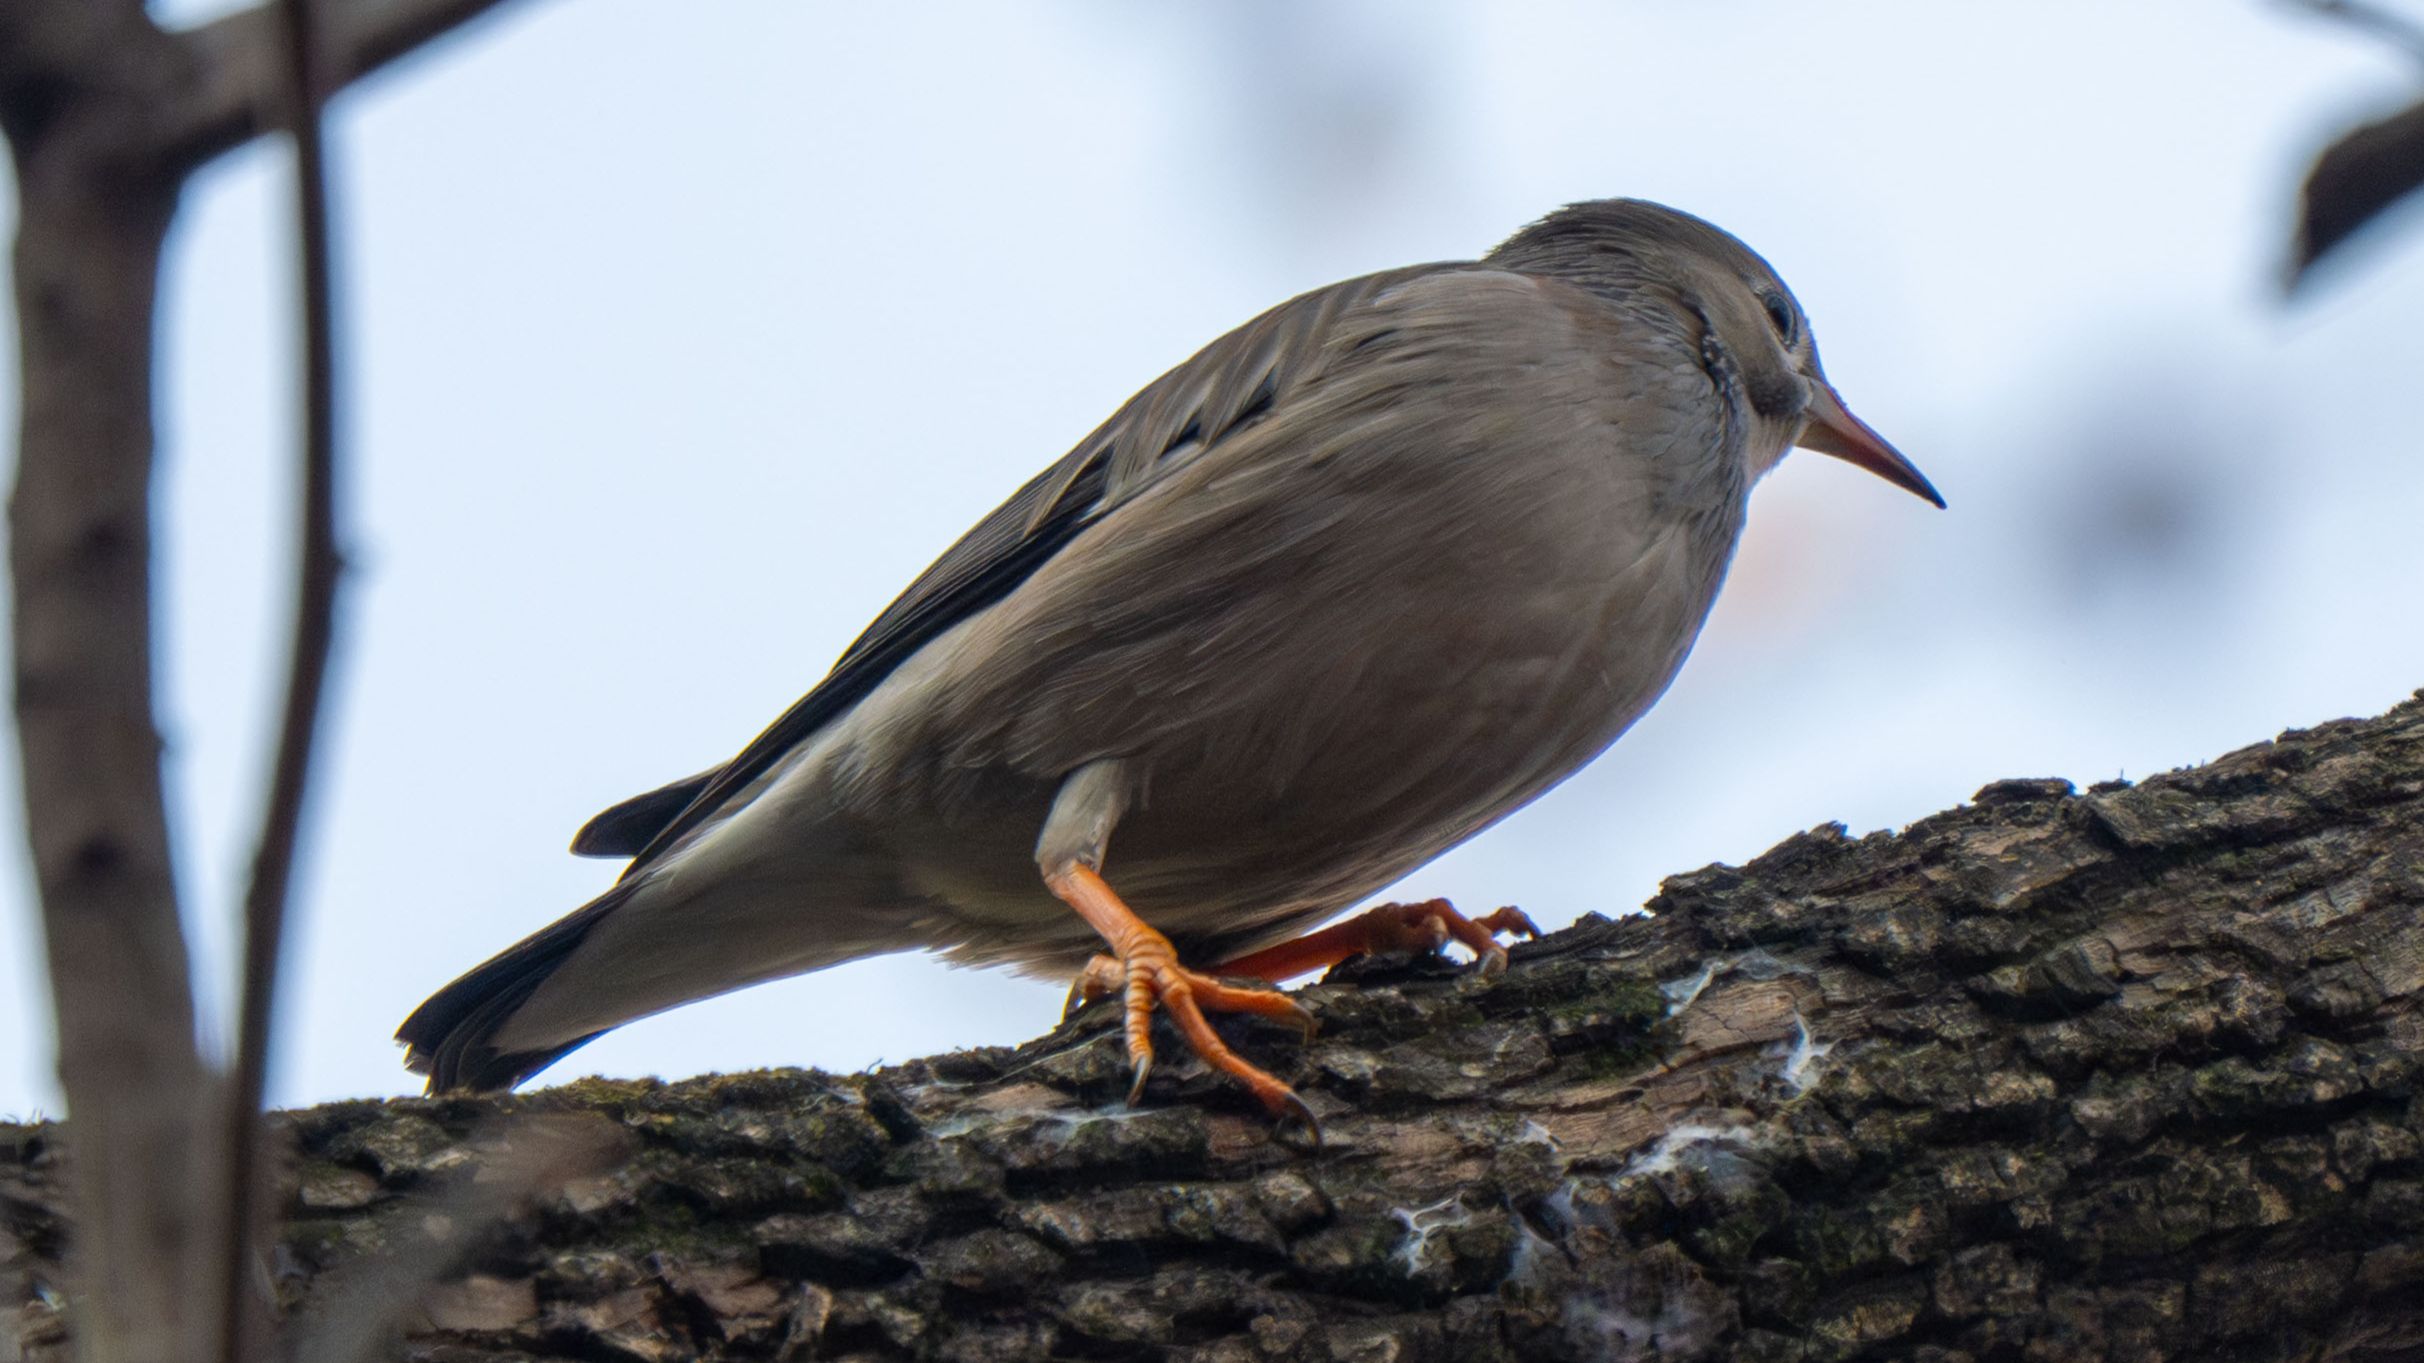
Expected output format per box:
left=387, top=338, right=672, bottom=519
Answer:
left=1064, top=898, right=1538, bottom=1013
left=1212, top=899, right=1541, bottom=983
left=1045, top=865, right=1316, bottom=1126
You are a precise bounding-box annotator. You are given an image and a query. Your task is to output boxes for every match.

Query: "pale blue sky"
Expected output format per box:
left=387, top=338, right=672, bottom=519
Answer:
left=5, top=1, right=2421, bottom=1116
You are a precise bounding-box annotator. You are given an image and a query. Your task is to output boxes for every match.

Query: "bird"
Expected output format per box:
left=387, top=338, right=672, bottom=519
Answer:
left=397, top=199, right=1941, bottom=1128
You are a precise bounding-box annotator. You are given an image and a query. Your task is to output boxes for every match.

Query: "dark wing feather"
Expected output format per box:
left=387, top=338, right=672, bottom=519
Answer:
left=396, top=879, right=639, bottom=1090
left=603, top=263, right=1457, bottom=875
left=570, top=768, right=720, bottom=857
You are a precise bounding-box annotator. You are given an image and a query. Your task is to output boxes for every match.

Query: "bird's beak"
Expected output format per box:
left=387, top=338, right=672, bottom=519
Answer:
left=1797, top=381, right=1944, bottom=508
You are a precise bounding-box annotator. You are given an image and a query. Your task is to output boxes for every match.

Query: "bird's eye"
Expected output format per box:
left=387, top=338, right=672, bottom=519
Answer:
left=1760, top=292, right=1797, bottom=344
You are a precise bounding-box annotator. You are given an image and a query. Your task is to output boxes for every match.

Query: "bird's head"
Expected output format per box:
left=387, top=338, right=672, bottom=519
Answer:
left=1490, top=199, right=1944, bottom=509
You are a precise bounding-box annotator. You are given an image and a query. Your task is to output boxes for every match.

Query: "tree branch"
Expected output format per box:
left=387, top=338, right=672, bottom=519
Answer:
left=214, top=0, right=348, bottom=1356
left=165, top=0, right=524, bottom=169
left=15, top=695, right=2424, bottom=1361
left=4, top=19, right=212, bottom=1360
left=0, top=0, right=154, bottom=102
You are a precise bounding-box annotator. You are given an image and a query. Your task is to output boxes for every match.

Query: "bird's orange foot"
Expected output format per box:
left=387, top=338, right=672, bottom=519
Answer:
left=1047, top=867, right=1318, bottom=1134
left=1210, top=898, right=1542, bottom=984
left=1113, top=935, right=1318, bottom=1116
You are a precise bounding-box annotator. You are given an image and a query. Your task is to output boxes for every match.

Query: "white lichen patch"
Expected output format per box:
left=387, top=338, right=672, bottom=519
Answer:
left=1538, top=1117, right=1771, bottom=1238
left=1504, top=1214, right=1567, bottom=1290
left=1390, top=1194, right=1473, bottom=1273
left=1658, top=959, right=1721, bottom=1014
left=920, top=1099, right=1160, bottom=1142
left=1567, top=1289, right=1729, bottom=1363
left=1619, top=1120, right=1766, bottom=1178
left=1538, top=1180, right=1591, bottom=1235
left=1769, top=1009, right=1834, bottom=1094
left=1659, top=947, right=1809, bottom=1016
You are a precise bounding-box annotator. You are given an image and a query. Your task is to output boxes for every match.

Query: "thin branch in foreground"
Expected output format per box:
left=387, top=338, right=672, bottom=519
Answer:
left=216, top=0, right=347, bottom=1355
left=290, top=1115, right=631, bottom=1363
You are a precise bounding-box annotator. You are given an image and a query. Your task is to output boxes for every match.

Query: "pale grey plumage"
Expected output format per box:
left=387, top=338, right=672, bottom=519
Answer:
left=398, top=199, right=1939, bottom=1092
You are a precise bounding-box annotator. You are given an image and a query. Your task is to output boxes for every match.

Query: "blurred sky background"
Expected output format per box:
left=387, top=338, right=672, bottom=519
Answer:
left=5, top=0, right=2424, bottom=1117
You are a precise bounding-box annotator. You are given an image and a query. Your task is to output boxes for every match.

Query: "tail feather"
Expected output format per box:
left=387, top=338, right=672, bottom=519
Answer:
left=397, top=883, right=636, bottom=1093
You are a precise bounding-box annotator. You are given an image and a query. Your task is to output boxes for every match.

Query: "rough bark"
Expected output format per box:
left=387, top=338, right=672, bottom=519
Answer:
left=10, top=695, right=2424, bottom=1362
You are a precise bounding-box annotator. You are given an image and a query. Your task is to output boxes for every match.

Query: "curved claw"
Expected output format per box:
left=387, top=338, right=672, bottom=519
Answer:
left=1460, top=905, right=1539, bottom=978
left=1474, top=906, right=1542, bottom=942
left=1276, top=1091, right=1323, bottom=1151
left=1046, top=864, right=1318, bottom=1135
left=1063, top=953, right=1123, bottom=1023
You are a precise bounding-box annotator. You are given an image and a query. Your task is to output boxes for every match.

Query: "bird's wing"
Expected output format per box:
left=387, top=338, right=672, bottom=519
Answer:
left=582, top=262, right=1456, bottom=873
left=925, top=265, right=1743, bottom=793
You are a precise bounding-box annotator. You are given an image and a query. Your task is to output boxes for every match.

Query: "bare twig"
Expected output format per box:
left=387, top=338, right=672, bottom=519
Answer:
left=167, top=0, right=523, bottom=169
left=216, top=0, right=346, bottom=1356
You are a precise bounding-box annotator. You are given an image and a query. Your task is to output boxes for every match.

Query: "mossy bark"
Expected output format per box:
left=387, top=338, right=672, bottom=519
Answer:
left=10, top=696, right=2424, bottom=1362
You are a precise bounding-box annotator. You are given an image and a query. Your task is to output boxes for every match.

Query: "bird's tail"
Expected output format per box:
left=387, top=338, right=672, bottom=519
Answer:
left=394, top=882, right=637, bottom=1093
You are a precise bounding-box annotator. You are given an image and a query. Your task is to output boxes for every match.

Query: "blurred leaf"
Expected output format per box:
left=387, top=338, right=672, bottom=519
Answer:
left=2289, top=95, right=2424, bottom=290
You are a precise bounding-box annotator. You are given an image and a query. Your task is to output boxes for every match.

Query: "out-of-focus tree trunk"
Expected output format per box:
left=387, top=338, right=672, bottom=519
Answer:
left=5, top=13, right=227, bottom=1356
left=12, top=696, right=2421, bottom=1362
left=0, top=5, right=515, bottom=1361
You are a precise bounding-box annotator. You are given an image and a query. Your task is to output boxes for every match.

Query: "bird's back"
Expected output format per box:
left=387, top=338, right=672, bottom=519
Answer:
left=840, top=267, right=1752, bottom=972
